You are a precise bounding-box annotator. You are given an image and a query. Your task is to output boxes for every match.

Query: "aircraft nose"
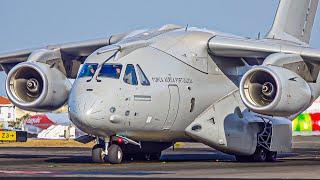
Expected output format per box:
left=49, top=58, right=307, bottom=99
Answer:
left=68, top=93, right=107, bottom=132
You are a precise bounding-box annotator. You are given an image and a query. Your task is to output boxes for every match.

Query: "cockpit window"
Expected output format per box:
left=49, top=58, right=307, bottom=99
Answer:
left=136, top=64, right=150, bottom=86
left=98, top=64, right=122, bottom=79
left=123, top=64, right=138, bottom=85
left=78, top=63, right=98, bottom=78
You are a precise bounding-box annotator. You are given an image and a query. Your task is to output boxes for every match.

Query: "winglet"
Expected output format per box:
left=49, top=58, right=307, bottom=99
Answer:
left=266, top=0, right=319, bottom=45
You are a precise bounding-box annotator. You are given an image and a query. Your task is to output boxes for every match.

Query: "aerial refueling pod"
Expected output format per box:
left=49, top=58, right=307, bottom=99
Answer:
left=239, top=65, right=312, bottom=117
left=5, top=61, right=71, bottom=112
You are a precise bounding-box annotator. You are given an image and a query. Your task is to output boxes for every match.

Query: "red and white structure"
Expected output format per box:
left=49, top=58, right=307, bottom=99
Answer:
left=24, top=113, right=84, bottom=139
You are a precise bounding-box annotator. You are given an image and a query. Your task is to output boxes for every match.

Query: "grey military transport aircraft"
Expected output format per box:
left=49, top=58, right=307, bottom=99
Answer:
left=0, top=0, right=319, bottom=164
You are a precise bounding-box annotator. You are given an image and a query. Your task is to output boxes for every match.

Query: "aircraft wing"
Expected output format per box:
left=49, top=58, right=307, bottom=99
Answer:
left=0, top=32, right=128, bottom=77
left=208, top=36, right=320, bottom=62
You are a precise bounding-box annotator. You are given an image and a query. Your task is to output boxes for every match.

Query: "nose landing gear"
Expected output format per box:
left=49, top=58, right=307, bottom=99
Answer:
left=91, top=136, right=125, bottom=164
left=92, top=144, right=106, bottom=163
left=91, top=141, right=124, bottom=164
left=107, top=144, right=124, bottom=164
left=91, top=136, right=166, bottom=164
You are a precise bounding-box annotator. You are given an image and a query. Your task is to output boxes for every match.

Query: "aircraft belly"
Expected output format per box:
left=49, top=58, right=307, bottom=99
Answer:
left=123, top=130, right=192, bottom=142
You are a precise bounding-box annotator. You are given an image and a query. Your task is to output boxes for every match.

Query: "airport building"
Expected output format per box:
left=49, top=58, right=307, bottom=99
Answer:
left=0, top=96, right=16, bottom=123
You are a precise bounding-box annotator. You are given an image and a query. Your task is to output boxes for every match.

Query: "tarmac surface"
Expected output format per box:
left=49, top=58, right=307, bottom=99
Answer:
left=0, top=136, right=320, bottom=179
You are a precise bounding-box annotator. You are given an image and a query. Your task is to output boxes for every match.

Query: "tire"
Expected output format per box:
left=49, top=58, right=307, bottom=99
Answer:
left=253, top=148, right=267, bottom=162
left=92, top=144, right=106, bottom=163
left=266, top=151, right=277, bottom=162
left=108, top=144, right=123, bottom=164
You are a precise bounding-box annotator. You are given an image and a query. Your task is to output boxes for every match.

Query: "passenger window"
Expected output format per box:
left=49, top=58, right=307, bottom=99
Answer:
left=98, top=64, right=122, bottom=79
left=78, top=63, right=98, bottom=78
left=136, top=64, right=150, bottom=86
left=123, top=64, right=138, bottom=85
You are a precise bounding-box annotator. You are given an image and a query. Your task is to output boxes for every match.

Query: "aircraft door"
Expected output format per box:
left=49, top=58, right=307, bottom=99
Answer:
left=163, top=85, right=180, bottom=130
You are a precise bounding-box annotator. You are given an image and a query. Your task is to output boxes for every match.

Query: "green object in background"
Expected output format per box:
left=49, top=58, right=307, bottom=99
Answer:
left=293, top=114, right=312, bottom=132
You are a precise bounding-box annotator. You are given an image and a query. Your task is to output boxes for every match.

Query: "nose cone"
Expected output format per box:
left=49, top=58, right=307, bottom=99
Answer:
left=68, top=92, right=109, bottom=135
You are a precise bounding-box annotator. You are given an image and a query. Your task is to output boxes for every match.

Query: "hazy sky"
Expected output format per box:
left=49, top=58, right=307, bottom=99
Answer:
left=0, top=0, right=319, bottom=95
left=0, top=0, right=319, bottom=53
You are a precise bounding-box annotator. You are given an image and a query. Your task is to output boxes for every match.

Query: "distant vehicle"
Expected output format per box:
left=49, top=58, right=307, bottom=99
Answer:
left=0, top=0, right=319, bottom=164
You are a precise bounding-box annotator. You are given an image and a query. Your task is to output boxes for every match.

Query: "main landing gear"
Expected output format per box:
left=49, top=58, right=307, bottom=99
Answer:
left=236, top=117, right=277, bottom=162
left=235, top=147, right=277, bottom=162
left=91, top=136, right=168, bottom=164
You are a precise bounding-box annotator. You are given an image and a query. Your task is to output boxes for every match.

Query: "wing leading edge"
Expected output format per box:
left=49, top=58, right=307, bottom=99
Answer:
left=0, top=33, right=128, bottom=77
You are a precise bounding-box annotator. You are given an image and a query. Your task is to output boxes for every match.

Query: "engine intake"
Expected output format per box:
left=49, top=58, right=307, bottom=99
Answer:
left=6, top=62, right=71, bottom=112
left=240, top=66, right=312, bottom=116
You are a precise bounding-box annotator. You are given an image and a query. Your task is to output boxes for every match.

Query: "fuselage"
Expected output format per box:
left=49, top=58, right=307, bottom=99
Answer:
left=68, top=27, right=242, bottom=142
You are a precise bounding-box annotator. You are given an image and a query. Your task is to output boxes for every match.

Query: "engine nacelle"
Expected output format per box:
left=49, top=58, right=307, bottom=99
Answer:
left=5, top=62, right=72, bottom=112
left=239, top=66, right=312, bottom=116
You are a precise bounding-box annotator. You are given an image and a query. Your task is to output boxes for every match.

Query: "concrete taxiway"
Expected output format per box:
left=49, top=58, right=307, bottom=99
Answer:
left=0, top=136, right=319, bottom=179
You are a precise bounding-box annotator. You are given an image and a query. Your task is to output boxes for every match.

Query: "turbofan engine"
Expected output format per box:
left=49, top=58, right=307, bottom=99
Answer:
left=5, top=62, right=71, bottom=112
left=239, top=65, right=312, bottom=116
